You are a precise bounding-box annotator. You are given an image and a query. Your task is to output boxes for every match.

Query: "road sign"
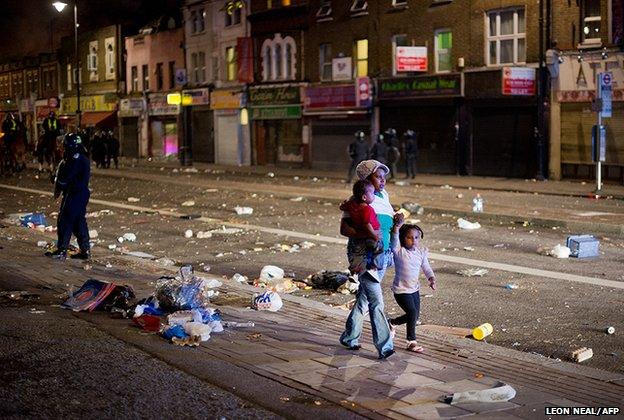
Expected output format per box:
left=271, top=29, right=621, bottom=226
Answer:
left=597, top=72, right=612, bottom=118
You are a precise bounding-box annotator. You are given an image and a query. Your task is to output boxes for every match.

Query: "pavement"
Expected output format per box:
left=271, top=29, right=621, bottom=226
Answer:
left=0, top=162, right=624, bottom=419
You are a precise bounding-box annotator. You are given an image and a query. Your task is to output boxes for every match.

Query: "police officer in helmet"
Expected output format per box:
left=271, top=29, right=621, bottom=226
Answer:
left=346, top=130, right=369, bottom=183
left=46, top=132, right=91, bottom=260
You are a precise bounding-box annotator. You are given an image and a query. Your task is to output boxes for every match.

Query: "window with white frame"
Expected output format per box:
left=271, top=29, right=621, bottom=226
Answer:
left=391, top=34, right=408, bottom=75
left=319, top=43, right=332, bottom=81
left=131, top=66, right=138, bottom=91
left=582, top=0, right=602, bottom=44
left=435, top=29, right=452, bottom=72
left=393, top=0, right=407, bottom=7
left=351, top=0, right=367, bottom=13
left=354, top=38, right=368, bottom=77
left=142, top=64, right=149, bottom=91
left=226, top=46, right=237, bottom=81
left=486, top=8, right=525, bottom=65
left=87, top=41, right=98, bottom=72
left=317, top=0, right=332, bottom=21
left=105, top=37, right=115, bottom=80
left=66, top=64, right=72, bottom=91
left=261, top=34, right=297, bottom=81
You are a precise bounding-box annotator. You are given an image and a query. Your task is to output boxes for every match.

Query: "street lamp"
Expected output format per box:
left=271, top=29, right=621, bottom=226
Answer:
left=53, top=1, right=81, bottom=129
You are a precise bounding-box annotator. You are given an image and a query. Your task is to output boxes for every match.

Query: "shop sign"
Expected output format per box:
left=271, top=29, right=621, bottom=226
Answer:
left=555, top=53, right=624, bottom=102
left=396, top=47, right=428, bottom=72
left=119, top=98, right=145, bottom=117
left=356, top=76, right=372, bottom=108
left=332, top=57, right=352, bottom=81
left=19, top=98, right=33, bottom=113
left=148, top=93, right=180, bottom=116
left=182, top=88, right=211, bottom=106
left=251, top=105, right=301, bottom=120
left=211, top=89, right=242, bottom=110
left=502, top=67, right=536, bottom=95
left=304, top=84, right=356, bottom=109
left=248, top=86, right=300, bottom=106
left=60, top=95, right=117, bottom=114
left=378, top=74, right=461, bottom=99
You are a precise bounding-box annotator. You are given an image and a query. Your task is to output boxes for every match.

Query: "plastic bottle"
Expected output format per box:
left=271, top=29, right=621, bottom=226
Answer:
left=472, top=323, right=493, bottom=340
left=472, top=194, right=484, bottom=213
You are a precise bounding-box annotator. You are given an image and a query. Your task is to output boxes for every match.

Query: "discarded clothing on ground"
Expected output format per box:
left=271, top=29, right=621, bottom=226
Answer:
left=305, top=270, right=353, bottom=291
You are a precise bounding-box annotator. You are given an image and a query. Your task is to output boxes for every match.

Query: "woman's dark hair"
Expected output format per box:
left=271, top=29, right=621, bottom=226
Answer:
left=353, top=180, right=372, bottom=203
left=399, top=223, right=424, bottom=247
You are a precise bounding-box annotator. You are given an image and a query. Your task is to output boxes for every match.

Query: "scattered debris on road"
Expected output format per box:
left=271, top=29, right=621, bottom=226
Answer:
left=457, top=218, right=481, bottom=230
left=444, top=382, right=516, bottom=404
left=571, top=347, right=593, bottom=362
left=456, top=268, right=488, bottom=277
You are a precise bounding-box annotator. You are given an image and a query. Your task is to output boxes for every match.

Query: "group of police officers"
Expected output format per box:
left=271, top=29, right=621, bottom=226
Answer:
left=347, top=128, right=418, bottom=183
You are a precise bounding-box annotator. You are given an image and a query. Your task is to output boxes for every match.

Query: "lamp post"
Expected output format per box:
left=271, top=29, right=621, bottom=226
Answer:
left=53, top=1, right=81, bottom=129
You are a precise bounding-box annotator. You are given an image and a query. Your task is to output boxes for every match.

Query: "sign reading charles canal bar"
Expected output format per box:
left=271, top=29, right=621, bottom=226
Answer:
left=378, top=74, right=462, bottom=99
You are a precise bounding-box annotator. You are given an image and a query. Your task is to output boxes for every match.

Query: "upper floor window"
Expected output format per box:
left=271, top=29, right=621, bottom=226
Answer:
left=391, top=34, right=408, bottom=76
left=261, top=34, right=297, bottom=81
left=168, top=61, right=175, bottom=89
left=225, top=6, right=242, bottom=26
left=226, top=46, right=237, bottom=81
left=435, top=29, right=452, bottom=72
left=142, top=64, right=149, bottom=91
left=319, top=43, right=332, bottom=81
left=393, top=0, right=407, bottom=7
left=105, top=38, right=115, bottom=80
left=582, top=0, right=602, bottom=44
left=131, top=66, right=138, bottom=91
left=354, top=38, right=368, bottom=77
left=317, top=0, right=332, bottom=21
left=486, top=8, right=525, bottom=66
left=156, top=62, right=164, bottom=90
left=351, top=0, right=368, bottom=14
left=67, top=64, right=72, bottom=91
left=190, top=9, right=205, bottom=34
left=87, top=41, right=98, bottom=73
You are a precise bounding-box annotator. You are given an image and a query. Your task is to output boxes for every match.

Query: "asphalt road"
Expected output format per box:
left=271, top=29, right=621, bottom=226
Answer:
left=1, top=166, right=623, bottom=374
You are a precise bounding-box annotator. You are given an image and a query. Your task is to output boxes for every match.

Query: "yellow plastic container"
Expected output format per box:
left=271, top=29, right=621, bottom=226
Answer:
left=472, top=323, right=493, bottom=340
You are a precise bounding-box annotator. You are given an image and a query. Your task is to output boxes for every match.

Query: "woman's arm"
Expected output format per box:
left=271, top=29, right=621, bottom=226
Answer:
left=340, top=218, right=359, bottom=238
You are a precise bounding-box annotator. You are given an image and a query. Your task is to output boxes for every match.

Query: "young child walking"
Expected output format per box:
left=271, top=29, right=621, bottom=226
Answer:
left=388, top=222, right=436, bottom=352
left=339, top=180, right=384, bottom=273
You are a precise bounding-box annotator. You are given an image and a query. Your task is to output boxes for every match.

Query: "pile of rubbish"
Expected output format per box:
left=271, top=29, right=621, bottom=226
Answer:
left=61, top=265, right=253, bottom=347
left=6, top=212, right=55, bottom=232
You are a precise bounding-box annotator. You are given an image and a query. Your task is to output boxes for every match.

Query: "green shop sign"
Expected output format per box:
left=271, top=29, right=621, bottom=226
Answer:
left=251, top=105, right=302, bottom=120
left=248, top=86, right=300, bottom=106
left=379, top=74, right=461, bottom=99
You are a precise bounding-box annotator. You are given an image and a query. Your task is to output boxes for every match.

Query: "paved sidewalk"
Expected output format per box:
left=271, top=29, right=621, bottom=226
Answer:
left=2, top=224, right=623, bottom=419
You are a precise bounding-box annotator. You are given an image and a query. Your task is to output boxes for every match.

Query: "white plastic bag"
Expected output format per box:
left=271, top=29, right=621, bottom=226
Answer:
left=259, top=265, right=284, bottom=281
left=184, top=321, right=212, bottom=341
left=234, top=206, right=253, bottom=215
left=549, top=244, right=571, bottom=258
left=457, top=218, right=481, bottom=230
left=252, top=291, right=283, bottom=312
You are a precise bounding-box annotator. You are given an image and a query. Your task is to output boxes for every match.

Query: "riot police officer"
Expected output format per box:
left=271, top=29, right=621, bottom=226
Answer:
left=38, top=111, right=61, bottom=172
left=46, top=133, right=91, bottom=260
left=384, top=128, right=400, bottom=180
left=369, top=133, right=388, bottom=165
left=346, top=130, right=369, bottom=183
left=403, top=130, right=418, bottom=179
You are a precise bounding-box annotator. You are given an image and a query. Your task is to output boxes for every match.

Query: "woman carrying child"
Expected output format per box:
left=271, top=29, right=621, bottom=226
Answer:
left=339, top=159, right=403, bottom=360
left=388, top=221, right=437, bottom=353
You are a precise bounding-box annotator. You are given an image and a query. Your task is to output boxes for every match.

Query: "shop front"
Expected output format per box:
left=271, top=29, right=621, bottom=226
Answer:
left=211, top=88, right=249, bottom=166
left=118, top=98, right=144, bottom=158
left=184, top=88, right=214, bottom=164
left=464, top=69, right=536, bottom=178
left=248, top=85, right=305, bottom=166
left=303, top=79, right=372, bottom=171
left=59, top=94, right=117, bottom=132
left=378, top=74, right=462, bottom=175
left=550, top=52, right=624, bottom=181
left=147, top=93, right=180, bottom=158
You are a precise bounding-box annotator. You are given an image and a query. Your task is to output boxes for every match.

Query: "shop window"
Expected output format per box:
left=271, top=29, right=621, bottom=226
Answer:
left=319, top=43, right=332, bottom=81
left=226, top=46, right=237, bottom=81
left=582, top=0, right=602, bottom=44
left=486, top=8, right=525, bottom=65
left=317, top=0, right=332, bottom=21
left=261, top=34, right=297, bottom=81
left=392, top=34, right=408, bottom=75
left=435, top=29, right=452, bottom=72
left=156, top=62, right=163, bottom=90
left=142, top=64, right=149, bottom=91
left=354, top=39, right=368, bottom=77
left=131, top=66, right=138, bottom=92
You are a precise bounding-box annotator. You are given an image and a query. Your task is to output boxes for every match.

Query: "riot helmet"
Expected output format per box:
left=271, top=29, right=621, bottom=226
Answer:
left=404, top=129, right=416, bottom=139
left=377, top=133, right=385, bottom=142
left=63, top=133, right=85, bottom=154
left=354, top=130, right=365, bottom=140
left=385, top=128, right=397, bottom=139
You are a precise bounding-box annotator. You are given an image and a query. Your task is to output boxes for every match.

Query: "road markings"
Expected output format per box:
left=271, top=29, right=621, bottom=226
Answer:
left=2, top=183, right=622, bottom=290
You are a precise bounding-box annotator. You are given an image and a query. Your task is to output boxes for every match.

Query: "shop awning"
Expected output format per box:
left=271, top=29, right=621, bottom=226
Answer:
left=80, top=111, right=117, bottom=128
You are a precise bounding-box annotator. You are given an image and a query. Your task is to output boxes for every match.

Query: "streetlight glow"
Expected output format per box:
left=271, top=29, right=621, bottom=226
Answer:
left=52, top=1, right=67, bottom=12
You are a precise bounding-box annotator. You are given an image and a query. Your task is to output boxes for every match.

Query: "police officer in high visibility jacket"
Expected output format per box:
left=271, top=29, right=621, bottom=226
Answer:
left=46, top=133, right=91, bottom=260
left=39, top=111, right=61, bottom=171
left=2, top=113, right=18, bottom=146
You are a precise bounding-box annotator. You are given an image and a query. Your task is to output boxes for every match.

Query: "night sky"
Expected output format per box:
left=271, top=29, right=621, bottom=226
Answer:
left=1, top=0, right=181, bottom=60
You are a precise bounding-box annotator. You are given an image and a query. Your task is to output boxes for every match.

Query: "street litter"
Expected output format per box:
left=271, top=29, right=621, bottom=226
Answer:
left=181, top=200, right=195, bottom=207
left=440, top=184, right=453, bottom=189
left=234, top=206, right=253, bottom=215
left=123, top=251, right=156, bottom=259
left=290, top=196, right=304, bottom=202
left=196, top=231, right=212, bottom=239
left=127, top=197, right=140, bottom=202
left=548, top=244, right=571, bottom=258
left=504, top=283, right=518, bottom=290
left=184, top=229, right=193, bottom=238
left=394, top=180, right=408, bottom=186
left=457, top=218, right=481, bottom=230
left=259, top=265, right=284, bottom=281
left=463, top=246, right=475, bottom=251
left=86, top=209, right=114, bottom=218
left=252, top=291, right=283, bottom=312
left=37, top=240, right=48, bottom=247
left=231, top=273, right=248, bottom=283
left=566, top=235, right=599, bottom=258
left=472, top=323, right=493, bottom=340
left=472, top=194, right=484, bottom=213
left=0, top=291, right=39, bottom=300
left=120, top=233, right=137, bottom=242
left=456, top=268, right=488, bottom=277
left=444, top=382, right=516, bottom=404
left=108, top=244, right=117, bottom=250
left=267, top=172, right=275, bottom=177
left=223, top=321, right=255, bottom=328
left=571, top=347, right=593, bottom=362
left=155, top=265, right=221, bottom=312
left=606, top=326, right=615, bottom=335
left=29, top=308, right=46, bottom=314
left=401, top=202, right=424, bottom=215
left=207, top=226, right=243, bottom=235
left=182, top=167, right=198, bottom=173
left=62, top=279, right=133, bottom=312
left=305, top=270, right=355, bottom=291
